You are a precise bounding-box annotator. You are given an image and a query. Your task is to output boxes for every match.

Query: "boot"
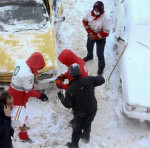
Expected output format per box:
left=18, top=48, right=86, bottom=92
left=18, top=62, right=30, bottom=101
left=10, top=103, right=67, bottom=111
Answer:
left=66, top=142, right=79, bottom=148
left=97, top=68, right=103, bottom=75
left=83, top=56, right=93, bottom=62
left=81, top=134, right=90, bottom=143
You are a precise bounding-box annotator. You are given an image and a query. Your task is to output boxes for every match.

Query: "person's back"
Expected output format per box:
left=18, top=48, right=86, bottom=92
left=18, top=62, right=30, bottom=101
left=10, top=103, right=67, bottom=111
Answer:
left=67, top=76, right=104, bottom=114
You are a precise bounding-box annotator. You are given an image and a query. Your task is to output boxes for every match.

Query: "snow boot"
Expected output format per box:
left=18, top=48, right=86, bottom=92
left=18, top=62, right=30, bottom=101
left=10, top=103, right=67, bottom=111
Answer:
left=81, top=134, right=90, bottom=143
left=66, top=142, right=79, bottom=148
left=83, top=56, right=93, bottom=62
left=97, top=68, right=103, bottom=75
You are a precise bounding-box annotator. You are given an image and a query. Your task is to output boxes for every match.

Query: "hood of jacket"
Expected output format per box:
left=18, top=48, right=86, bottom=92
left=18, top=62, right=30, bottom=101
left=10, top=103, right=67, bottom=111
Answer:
left=26, top=52, right=45, bottom=75
left=58, top=49, right=78, bottom=66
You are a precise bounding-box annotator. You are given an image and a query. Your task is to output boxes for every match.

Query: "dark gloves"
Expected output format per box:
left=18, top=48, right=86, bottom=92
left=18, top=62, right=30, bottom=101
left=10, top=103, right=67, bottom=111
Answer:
left=39, top=93, right=49, bottom=102
left=57, top=74, right=66, bottom=80
left=57, top=92, right=64, bottom=102
left=55, top=74, right=66, bottom=89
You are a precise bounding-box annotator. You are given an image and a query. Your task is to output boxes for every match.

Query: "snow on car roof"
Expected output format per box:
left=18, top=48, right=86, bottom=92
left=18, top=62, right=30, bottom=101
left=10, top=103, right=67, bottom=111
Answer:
left=131, top=0, right=150, bottom=24
left=122, top=25, right=150, bottom=107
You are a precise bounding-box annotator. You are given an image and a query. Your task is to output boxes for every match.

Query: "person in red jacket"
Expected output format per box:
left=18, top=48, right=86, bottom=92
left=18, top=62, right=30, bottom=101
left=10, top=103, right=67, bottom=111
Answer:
left=8, top=52, right=49, bottom=142
left=55, top=49, right=88, bottom=90
left=82, top=1, right=111, bottom=75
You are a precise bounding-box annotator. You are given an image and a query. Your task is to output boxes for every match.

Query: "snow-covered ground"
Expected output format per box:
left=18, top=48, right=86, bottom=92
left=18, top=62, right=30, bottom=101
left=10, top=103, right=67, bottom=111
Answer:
left=13, top=0, right=150, bottom=148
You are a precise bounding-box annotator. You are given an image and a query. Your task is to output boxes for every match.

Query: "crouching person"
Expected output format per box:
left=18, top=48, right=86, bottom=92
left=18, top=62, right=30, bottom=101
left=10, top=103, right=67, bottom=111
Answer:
left=0, top=93, right=14, bottom=148
left=8, top=52, right=49, bottom=143
left=57, top=63, right=105, bottom=148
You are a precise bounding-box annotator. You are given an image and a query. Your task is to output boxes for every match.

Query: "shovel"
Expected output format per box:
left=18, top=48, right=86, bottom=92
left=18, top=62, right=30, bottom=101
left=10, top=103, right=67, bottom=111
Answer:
left=107, top=37, right=128, bottom=89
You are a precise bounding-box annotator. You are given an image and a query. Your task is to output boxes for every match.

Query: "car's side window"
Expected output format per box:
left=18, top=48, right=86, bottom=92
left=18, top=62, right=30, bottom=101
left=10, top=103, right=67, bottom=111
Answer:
left=43, top=0, right=50, bottom=16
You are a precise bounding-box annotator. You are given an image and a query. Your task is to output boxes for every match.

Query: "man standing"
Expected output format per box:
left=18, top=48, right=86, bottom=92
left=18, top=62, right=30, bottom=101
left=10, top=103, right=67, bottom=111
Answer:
left=82, top=1, right=111, bottom=75
left=0, top=93, right=14, bottom=148
left=8, top=52, right=49, bottom=142
left=57, top=63, right=105, bottom=148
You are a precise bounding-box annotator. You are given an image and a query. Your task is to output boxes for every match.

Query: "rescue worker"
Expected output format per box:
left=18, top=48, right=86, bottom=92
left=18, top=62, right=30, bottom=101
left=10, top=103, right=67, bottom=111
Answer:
left=8, top=52, right=49, bottom=142
left=57, top=63, right=105, bottom=148
left=82, top=1, right=111, bottom=75
left=55, top=49, right=88, bottom=90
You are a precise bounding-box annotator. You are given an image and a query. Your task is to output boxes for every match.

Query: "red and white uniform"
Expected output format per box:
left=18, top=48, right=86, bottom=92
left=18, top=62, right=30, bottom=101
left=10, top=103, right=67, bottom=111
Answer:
left=8, top=52, right=45, bottom=107
left=8, top=52, right=45, bottom=140
left=82, top=10, right=111, bottom=39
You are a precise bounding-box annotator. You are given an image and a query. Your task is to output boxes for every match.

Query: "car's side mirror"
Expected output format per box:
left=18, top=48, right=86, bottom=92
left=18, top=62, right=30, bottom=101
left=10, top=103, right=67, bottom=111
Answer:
left=55, top=16, right=65, bottom=23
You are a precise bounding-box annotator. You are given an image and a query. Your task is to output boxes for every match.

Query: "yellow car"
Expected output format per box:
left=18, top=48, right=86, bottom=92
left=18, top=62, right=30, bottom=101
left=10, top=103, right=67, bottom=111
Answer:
left=0, top=0, right=65, bottom=90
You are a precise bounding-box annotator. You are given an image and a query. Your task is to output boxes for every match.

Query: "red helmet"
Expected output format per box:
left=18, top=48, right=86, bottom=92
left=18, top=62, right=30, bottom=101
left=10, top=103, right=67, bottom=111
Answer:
left=93, top=1, right=104, bottom=13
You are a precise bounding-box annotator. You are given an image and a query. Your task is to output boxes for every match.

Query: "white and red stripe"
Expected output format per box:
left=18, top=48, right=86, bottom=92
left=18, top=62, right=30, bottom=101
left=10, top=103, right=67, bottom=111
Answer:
left=82, top=10, right=111, bottom=39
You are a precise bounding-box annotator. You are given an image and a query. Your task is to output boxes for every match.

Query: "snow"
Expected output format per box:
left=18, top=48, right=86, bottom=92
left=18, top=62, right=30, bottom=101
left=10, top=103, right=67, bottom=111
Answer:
left=131, top=0, right=150, bottom=24
left=11, top=0, right=150, bottom=148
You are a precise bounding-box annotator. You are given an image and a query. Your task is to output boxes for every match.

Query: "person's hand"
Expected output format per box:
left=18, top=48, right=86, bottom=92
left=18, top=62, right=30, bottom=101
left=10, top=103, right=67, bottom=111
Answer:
left=57, top=74, right=66, bottom=80
left=88, top=32, right=95, bottom=40
left=39, top=93, right=49, bottom=102
left=19, top=124, right=27, bottom=133
left=57, top=92, right=64, bottom=101
left=3, top=105, right=11, bottom=117
left=55, top=79, right=62, bottom=89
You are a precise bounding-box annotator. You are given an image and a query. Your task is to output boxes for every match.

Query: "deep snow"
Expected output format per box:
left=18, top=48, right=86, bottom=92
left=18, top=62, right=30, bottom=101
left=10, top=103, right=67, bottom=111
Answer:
left=12, top=0, right=150, bottom=148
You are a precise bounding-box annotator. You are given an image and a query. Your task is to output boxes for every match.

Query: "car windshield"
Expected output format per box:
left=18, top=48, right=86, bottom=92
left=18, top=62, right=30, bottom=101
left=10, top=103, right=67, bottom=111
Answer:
left=0, top=1, right=50, bottom=32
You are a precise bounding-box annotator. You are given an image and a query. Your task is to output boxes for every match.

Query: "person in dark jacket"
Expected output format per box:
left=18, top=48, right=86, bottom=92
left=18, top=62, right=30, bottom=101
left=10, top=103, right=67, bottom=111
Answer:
left=57, top=63, right=105, bottom=148
left=0, top=93, right=14, bottom=148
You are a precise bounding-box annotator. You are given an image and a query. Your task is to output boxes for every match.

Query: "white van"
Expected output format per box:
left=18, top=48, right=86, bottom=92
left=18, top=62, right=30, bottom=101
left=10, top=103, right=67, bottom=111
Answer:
left=116, top=0, right=150, bottom=122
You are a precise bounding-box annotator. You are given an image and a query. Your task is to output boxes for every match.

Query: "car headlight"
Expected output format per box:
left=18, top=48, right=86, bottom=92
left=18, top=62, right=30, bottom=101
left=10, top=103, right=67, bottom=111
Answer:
left=37, top=73, right=53, bottom=80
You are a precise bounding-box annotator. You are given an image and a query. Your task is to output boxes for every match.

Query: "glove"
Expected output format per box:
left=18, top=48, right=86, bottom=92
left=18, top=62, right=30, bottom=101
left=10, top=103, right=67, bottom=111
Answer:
left=57, top=74, right=66, bottom=80
left=55, top=79, right=62, bottom=89
left=39, top=93, right=49, bottom=102
left=57, top=92, right=64, bottom=101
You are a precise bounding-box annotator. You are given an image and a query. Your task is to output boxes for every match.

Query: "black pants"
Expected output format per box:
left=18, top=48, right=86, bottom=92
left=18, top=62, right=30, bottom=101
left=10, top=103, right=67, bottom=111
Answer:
left=86, top=37, right=106, bottom=70
left=71, top=108, right=97, bottom=146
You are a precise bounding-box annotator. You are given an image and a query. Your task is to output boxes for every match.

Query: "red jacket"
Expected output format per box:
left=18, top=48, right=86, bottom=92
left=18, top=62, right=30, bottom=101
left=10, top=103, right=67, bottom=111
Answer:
left=58, top=49, right=88, bottom=89
left=8, top=52, right=45, bottom=107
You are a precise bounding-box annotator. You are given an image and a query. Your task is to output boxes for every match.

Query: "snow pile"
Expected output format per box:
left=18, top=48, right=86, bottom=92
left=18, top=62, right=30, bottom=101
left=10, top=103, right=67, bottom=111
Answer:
left=12, top=0, right=150, bottom=148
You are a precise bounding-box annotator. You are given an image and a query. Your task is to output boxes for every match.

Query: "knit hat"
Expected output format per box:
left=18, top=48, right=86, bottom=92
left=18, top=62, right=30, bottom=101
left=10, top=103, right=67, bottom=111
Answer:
left=93, top=1, right=104, bottom=13
left=69, top=63, right=81, bottom=78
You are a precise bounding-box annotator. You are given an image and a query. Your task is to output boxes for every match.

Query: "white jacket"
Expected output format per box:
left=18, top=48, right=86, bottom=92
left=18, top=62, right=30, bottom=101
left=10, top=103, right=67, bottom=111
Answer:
left=83, top=10, right=111, bottom=34
left=11, top=60, right=34, bottom=92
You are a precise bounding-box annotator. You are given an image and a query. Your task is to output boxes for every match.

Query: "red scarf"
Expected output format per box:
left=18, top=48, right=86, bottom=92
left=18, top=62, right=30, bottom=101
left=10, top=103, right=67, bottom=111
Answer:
left=91, top=10, right=105, bottom=20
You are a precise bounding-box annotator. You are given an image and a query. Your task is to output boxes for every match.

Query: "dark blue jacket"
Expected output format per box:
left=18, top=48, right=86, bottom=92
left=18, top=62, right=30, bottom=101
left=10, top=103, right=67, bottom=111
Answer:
left=0, top=106, right=14, bottom=147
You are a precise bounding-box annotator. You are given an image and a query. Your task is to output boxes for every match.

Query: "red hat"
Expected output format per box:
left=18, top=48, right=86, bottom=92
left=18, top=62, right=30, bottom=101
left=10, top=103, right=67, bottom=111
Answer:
left=26, top=52, right=45, bottom=75
left=93, top=1, right=104, bottom=13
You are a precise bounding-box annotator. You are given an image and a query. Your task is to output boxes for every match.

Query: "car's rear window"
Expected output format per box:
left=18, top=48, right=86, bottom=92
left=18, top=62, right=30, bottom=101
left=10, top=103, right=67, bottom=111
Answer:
left=0, top=1, right=50, bottom=32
